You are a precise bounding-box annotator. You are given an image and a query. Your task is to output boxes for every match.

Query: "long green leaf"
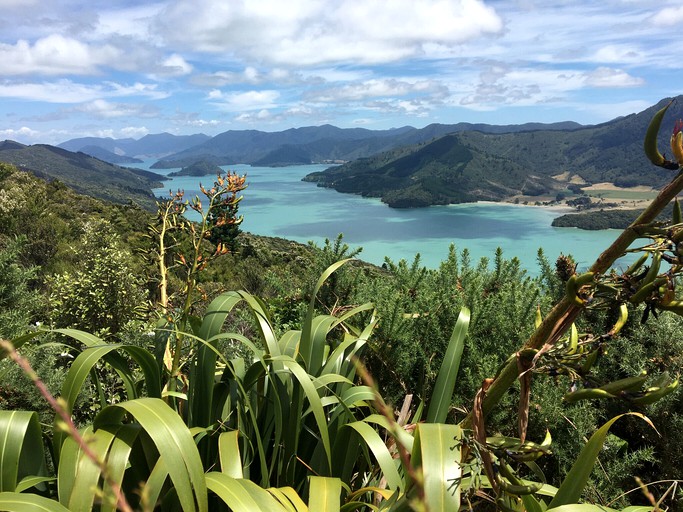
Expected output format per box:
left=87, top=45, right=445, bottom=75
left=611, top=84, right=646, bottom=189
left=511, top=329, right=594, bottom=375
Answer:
left=94, top=398, right=208, bottom=512
left=0, top=411, right=47, bottom=492
left=321, top=331, right=370, bottom=378
left=138, top=456, right=170, bottom=511
left=268, top=486, right=308, bottom=512
left=271, top=355, right=333, bottom=473
left=191, top=290, right=281, bottom=429
left=426, top=307, right=470, bottom=423
left=52, top=330, right=138, bottom=401
left=58, top=425, right=138, bottom=511
left=205, top=473, right=288, bottom=511
left=304, top=315, right=337, bottom=375
left=300, top=260, right=350, bottom=370
left=279, top=330, right=301, bottom=358
left=549, top=413, right=653, bottom=508
left=362, top=414, right=414, bottom=455
left=56, top=431, right=83, bottom=507
left=14, top=476, right=55, bottom=493
left=218, top=431, right=243, bottom=478
left=345, top=421, right=402, bottom=491
left=190, top=291, right=244, bottom=429
left=0, top=492, right=71, bottom=512
left=307, top=476, right=341, bottom=512
left=59, top=346, right=128, bottom=415
left=4, top=331, right=44, bottom=356
left=411, top=423, right=462, bottom=510
left=66, top=426, right=114, bottom=512
left=99, top=425, right=139, bottom=512
left=53, top=343, right=139, bottom=457
left=118, top=345, right=162, bottom=398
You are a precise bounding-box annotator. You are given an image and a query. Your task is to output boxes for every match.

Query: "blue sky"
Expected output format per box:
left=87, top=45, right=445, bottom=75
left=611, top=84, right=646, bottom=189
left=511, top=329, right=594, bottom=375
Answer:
left=1, top=0, right=682, bottom=145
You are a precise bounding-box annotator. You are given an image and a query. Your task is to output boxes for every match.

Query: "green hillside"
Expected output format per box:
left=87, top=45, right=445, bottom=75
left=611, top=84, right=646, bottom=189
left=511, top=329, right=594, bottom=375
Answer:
left=0, top=141, right=165, bottom=210
left=305, top=97, right=683, bottom=207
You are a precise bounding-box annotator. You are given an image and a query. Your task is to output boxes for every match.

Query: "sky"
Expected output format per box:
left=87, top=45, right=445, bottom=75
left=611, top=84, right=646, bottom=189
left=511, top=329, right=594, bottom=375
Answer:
left=1, top=0, right=683, bottom=146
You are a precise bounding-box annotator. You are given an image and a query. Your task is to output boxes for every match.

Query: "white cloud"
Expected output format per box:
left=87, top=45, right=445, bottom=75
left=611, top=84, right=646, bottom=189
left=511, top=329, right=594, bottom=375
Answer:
left=169, top=110, right=222, bottom=128
left=650, top=5, right=683, bottom=27
left=590, top=44, right=644, bottom=65
left=0, top=34, right=122, bottom=75
left=104, top=81, right=169, bottom=99
left=210, top=90, right=281, bottom=111
left=119, top=126, right=150, bottom=138
left=158, top=53, right=192, bottom=76
left=306, top=78, right=448, bottom=103
left=454, top=62, right=647, bottom=110
left=74, top=99, right=160, bottom=119
left=185, top=119, right=220, bottom=127
left=584, top=67, right=645, bottom=88
left=232, top=104, right=323, bottom=126
left=0, top=126, right=39, bottom=140
left=157, top=0, right=503, bottom=66
left=192, top=67, right=307, bottom=87
left=92, top=3, right=164, bottom=41
left=0, top=126, right=73, bottom=145
left=0, top=79, right=167, bottom=103
left=364, top=99, right=433, bottom=116
left=235, top=109, right=273, bottom=122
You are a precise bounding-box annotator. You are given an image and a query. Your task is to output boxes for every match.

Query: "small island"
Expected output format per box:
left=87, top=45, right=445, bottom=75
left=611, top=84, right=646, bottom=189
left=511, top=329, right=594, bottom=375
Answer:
left=168, top=159, right=223, bottom=177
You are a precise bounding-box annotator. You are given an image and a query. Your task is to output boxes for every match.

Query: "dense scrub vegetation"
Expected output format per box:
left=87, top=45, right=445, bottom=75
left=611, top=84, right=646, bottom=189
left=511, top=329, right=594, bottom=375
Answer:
left=0, top=102, right=682, bottom=512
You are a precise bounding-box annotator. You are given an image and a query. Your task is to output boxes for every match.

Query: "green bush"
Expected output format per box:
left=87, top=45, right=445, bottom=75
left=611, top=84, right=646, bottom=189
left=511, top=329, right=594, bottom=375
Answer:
left=48, top=220, right=145, bottom=335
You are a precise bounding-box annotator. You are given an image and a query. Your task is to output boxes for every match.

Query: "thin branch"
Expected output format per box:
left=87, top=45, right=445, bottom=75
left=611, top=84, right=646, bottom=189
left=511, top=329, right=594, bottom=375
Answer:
left=0, top=338, right=134, bottom=512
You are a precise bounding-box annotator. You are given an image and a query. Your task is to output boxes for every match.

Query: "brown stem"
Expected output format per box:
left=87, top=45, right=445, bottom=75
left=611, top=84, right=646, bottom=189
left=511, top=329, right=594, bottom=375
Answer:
left=462, top=170, right=683, bottom=427
left=0, top=339, right=134, bottom=512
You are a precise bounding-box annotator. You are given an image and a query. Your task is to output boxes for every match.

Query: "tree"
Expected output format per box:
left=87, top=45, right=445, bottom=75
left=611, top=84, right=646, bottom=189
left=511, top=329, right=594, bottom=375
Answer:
left=204, top=172, right=247, bottom=253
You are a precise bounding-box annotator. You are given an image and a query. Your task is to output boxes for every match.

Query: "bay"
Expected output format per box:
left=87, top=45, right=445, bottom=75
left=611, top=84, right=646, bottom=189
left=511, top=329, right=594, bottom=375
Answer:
left=139, top=162, right=624, bottom=273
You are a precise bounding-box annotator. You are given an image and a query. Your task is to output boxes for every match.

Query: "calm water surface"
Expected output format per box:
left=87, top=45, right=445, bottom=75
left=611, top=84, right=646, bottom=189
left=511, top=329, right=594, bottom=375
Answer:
left=139, top=162, right=625, bottom=273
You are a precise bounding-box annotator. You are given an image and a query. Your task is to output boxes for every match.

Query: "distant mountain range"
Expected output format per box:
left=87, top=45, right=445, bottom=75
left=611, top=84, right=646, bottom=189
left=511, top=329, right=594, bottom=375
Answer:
left=0, top=140, right=166, bottom=210
left=3, top=95, right=680, bottom=216
left=58, top=132, right=211, bottom=163
left=58, top=122, right=582, bottom=168
left=303, top=97, right=683, bottom=207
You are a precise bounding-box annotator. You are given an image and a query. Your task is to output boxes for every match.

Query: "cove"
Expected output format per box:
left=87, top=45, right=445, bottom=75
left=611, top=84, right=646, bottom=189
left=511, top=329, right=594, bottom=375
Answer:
left=142, top=162, right=624, bottom=273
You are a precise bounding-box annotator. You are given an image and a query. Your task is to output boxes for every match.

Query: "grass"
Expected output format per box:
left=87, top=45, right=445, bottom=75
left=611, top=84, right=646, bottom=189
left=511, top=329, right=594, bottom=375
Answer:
left=585, top=189, right=658, bottom=200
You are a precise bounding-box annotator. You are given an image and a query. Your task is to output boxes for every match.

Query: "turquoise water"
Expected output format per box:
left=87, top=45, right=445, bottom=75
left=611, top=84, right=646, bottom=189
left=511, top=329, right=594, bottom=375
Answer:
left=139, top=162, right=623, bottom=273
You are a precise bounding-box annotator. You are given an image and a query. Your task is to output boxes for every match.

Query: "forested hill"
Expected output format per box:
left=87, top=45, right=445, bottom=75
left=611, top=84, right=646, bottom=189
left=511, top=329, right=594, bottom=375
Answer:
left=0, top=141, right=166, bottom=210
left=304, top=96, right=683, bottom=208
left=149, top=121, right=582, bottom=169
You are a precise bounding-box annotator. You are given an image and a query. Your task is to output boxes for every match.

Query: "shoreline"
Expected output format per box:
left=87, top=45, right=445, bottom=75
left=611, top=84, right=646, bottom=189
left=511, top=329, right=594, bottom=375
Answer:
left=474, top=200, right=576, bottom=214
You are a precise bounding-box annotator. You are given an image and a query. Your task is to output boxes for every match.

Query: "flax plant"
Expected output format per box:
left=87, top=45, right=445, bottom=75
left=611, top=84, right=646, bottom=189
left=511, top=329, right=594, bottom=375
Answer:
left=1, top=111, right=683, bottom=511
left=147, top=172, right=246, bottom=398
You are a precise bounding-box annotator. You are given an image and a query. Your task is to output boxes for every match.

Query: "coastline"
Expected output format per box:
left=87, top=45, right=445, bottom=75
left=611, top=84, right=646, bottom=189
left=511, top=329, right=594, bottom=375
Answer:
left=474, top=200, right=576, bottom=214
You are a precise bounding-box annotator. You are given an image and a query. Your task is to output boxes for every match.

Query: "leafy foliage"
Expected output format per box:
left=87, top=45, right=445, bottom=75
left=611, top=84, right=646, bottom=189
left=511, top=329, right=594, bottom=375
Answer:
left=2, top=108, right=683, bottom=511
left=0, top=237, right=38, bottom=339
left=48, top=221, right=145, bottom=335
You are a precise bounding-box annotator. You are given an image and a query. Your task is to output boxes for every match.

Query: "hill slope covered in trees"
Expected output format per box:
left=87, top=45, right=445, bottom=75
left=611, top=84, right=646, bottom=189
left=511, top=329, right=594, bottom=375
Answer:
left=0, top=141, right=166, bottom=210
left=304, top=97, right=683, bottom=207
